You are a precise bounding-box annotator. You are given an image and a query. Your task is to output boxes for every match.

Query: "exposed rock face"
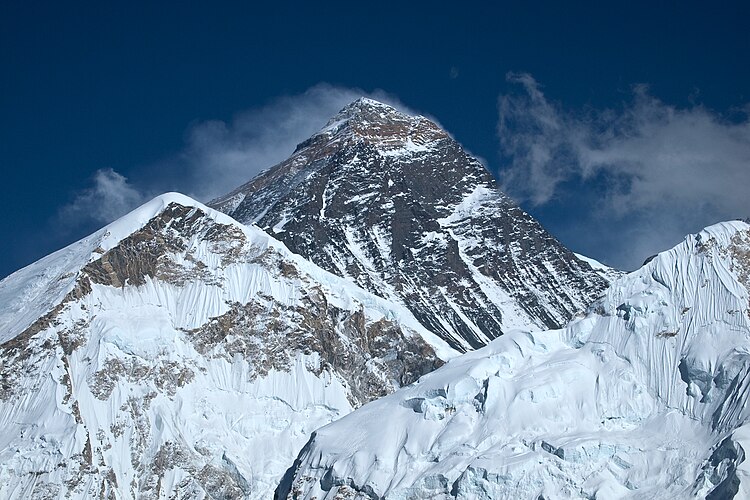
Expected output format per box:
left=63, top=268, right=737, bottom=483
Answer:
left=211, top=98, right=611, bottom=352
left=0, top=194, right=447, bottom=500
left=81, top=203, right=243, bottom=288
left=186, top=289, right=443, bottom=406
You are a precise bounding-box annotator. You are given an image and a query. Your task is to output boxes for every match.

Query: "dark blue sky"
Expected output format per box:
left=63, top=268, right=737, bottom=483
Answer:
left=2, top=1, right=749, bottom=277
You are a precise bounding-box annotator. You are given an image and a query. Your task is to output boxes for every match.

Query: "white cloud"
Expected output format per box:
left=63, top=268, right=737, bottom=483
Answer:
left=58, top=168, right=147, bottom=227
left=498, top=73, right=750, bottom=269
left=171, top=84, right=417, bottom=202
left=58, top=84, right=416, bottom=231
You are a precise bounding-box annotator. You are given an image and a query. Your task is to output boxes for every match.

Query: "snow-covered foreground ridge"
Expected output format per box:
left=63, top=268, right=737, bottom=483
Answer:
left=0, top=193, right=455, bottom=499
left=280, top=220, right=750, bottom=499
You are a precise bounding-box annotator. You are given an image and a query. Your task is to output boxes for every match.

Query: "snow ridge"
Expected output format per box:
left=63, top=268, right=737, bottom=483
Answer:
left=0, top=193, right=455, bottom=499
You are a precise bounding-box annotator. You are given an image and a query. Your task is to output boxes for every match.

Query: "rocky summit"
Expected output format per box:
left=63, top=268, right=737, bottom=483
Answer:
left=211, top=98, right=613, bottom=352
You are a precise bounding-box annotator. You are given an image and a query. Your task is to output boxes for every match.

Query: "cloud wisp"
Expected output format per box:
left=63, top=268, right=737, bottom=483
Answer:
left=58, top=84, right=413, bottom=229
left=57, top=169, right=149, bottom=228
left=173, top=84, right=416, bottom=202
left=498, top=73, right=750, bottom=269
left=56, top=77, right=748, bottom=271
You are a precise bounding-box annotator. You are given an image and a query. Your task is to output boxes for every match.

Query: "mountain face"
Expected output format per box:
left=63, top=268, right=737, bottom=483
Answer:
left=0, top=194, right=455, bottom=500
left=210, top=98, right=612, bottom=352
left=279, top=221, right=750, bottom=499
left=1, top=97, right=744, bottom=500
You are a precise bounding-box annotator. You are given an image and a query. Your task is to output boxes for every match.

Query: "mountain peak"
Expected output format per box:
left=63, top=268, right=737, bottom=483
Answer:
left=328, top=97, right=405, bottom=123
left=311, top=97, right=448, bottom=153
left=0, top=189, right=450, bottom=499
left=346, top=96, right=399, bottom=111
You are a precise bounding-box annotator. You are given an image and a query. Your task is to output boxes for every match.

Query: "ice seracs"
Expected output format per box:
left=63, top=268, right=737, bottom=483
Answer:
left=279, top=220, right=750, bottom=499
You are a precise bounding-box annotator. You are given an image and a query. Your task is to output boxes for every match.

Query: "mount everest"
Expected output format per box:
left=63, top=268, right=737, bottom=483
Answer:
left=210, top=98, right=611, bottom=352
left=0, top=98, right=746, bottom=499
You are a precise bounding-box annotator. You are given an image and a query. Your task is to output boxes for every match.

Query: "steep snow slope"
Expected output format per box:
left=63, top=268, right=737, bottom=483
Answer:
left=280, top=221, right=750, bottom=499
left=574, top=252, right=623, bottom=283
left=211, top=98, right=611, bottom=352
left=0, top=193, right=455, bottom=500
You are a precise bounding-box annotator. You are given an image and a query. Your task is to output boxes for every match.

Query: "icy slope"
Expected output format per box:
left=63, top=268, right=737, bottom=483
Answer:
left=0, top=193, right=455, bottom=500
left=211, top=98, right=611, bottom=352
left=279, top=220, right=750, bottom=499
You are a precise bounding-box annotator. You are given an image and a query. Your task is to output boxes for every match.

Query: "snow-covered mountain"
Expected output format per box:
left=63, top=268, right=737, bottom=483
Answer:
left=7, top=97, right=708, bottom=500
left=0, top=194, right=457, bottom=499
left=279, top=220, right=750, bottom=499
left=210, top=98, right=613, bottom=352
